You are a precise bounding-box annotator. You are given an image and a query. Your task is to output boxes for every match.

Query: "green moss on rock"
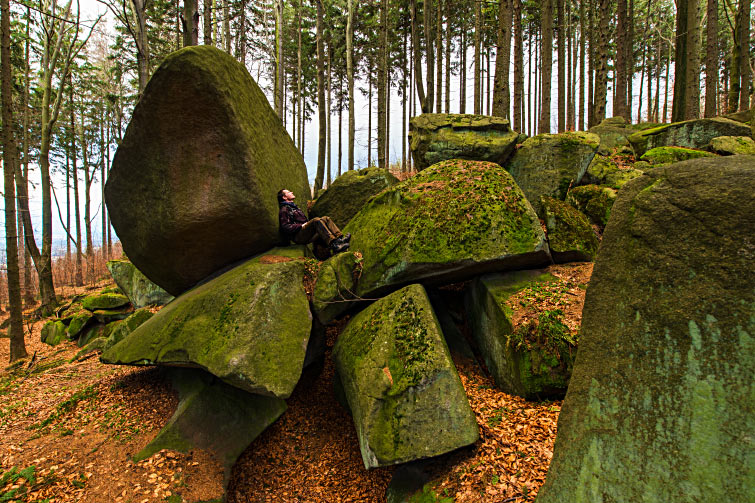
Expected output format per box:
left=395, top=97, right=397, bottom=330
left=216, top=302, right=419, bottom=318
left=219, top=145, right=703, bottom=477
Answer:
left=627, top=116, right=751, bottom=156
left=105, top=45, right=310, bottom=296
left=504, top=131, right=600, bottom=215
left=344, top=159, right=550, bottom=299
left=566, top=185, right=617, bottom=229
left=409, top=113, right=519, bottom=171
left=581, top=154, right=644, bottom=189
left=640, top=146, right=716, bottom=166
left=310, top=167, right=400, bottom=228
left=107, top=259, right=174, bottom=308
left=41, top=320, right=68, bottom=346
left=67, top=311, right=94, bottom=339
left=708, top=135, right=755, bottom=155
left=81, top=293, right=130, bottom=311
left=311, top=251, right=362, bottom=324
left=101, top=258, right=312, bottom=399
left=541, top=196, right=599, bottom=263
left=333, top=284, right=479, bottom=468
left=537, top=155, right=755, bottom=503
left=465, top=271, right=576, bottom=398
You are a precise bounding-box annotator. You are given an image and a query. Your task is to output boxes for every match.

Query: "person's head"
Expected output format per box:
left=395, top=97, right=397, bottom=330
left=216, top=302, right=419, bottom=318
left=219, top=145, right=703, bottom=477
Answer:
left=277, top=189, right=295, bottom=204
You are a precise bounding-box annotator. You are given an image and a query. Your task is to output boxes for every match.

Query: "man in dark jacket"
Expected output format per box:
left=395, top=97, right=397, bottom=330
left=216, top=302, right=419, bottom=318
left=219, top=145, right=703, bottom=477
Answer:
left=278, top=189, right=350, bottom=253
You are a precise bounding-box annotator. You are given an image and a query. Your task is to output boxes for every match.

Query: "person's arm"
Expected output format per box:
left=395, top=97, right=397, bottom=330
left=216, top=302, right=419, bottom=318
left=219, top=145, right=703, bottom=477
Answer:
left=279, top=207, right=304, bottom=235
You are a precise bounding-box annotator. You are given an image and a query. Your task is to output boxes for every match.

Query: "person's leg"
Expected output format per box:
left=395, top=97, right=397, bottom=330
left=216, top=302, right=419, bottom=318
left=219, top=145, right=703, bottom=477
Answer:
left=292, top=222, right=318, bottom=244
left=320, top=217, right=344, bottom=239
left=311, top=217, right=340, bottom=245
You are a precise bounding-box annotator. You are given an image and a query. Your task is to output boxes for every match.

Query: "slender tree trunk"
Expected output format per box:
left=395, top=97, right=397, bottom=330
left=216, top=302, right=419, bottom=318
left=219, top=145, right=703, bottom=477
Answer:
left=314, top=0, right=326, bottom=191
left=297, top=0, right=302, bottom=150
left=540, top=0, right=553, bottom=133
left=100, top=111, right=107, bottom=259
left=460, top=28, right=466, bottom=113
left=557, top=0, right=566, bottom=130
left=203, top=0, right=212, bottom=44
left=528, top=24, right=532, bottom=135
left=474, top=0, right=482, bottom=114
left=338, top=82, right=343, bottom=177
left=591, top=0, right=610, bottom=126
left=411, top=0, right=429, bottom=113
left=133, top=0, right=151, bottom=96
left=182, top=0, right=199, bottom=46
left=493, top=0, right=512, bottom=118
left=222, top=0, right=230, bottom=53
left=614, top=0, right=628, bottom=120
left=578, top=0, right=585, bottom=130
left=663, top=42, right=670, bottom=122
left=738, top=0, right=751, bottom=111
left=327, top=43, right=332, bottom=186
left=377, top=0, right=387, bottom=170
left=21, top=6, right=34, bottom=306
left=567, top=1, right=573, bottom=130
left=238, top=0, right=247, bottom=61
left=673, top=0, right=701, bottom=121
left=80, top=113, right=94, bottom=284
left=368, top=76, right=372, bottom=167
left=626, top=0, right=634, bottom=119
left=2, top=0, right=26, bottom=361
left=274, top=0, right=283, bottom=117
left=71, top=93, right=83, bottom=286
left=637, top=0, right=652, bottom=121
left=704, top=0, right=718, bottom=116
left=66, top=154, right=71, bottom=260
left=424, top=0, right=435, bottom=112
left=444, top=2, right=451, bottom=114
left=403, top=32, right=408, bottom=170
left=435, top=0, right=443, bottom=111
left=513, top=0, right=524, bottom=131
left=347, top=0, right=355, bottom=170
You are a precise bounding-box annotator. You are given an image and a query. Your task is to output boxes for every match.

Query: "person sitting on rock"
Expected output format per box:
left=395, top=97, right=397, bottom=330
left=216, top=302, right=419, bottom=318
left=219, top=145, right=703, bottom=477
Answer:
left=278, top=189, right=351, bottom=254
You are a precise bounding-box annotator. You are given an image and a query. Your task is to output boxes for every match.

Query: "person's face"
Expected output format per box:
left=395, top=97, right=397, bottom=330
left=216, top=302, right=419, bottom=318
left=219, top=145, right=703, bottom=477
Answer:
left=282, top=190, right=295, bottom=202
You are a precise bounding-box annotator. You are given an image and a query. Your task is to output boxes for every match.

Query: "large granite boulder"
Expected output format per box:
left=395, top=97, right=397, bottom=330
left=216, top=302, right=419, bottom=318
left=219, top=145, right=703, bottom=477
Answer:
left=639, top=146, right=716, bottom=166
left=627, top=116, right=752, bottom=156
left=566, top=185, right=617, bottom=229
left=310, top=167, right=399, bottom=228
left=106, top=259, right=174, bottom=308
left=101, top=258, right=312, bottom=399
left=105, top=46, right=310, bottom=296
left=333, top=284, right=479, bottom=468
left=581, top=154, right=644, bottom=189
left=504, top=131, right=600, bottom=215
left=587, top=116, right=634, bottom=154
left=537, top=156, right=755, bottom=502
left=344, top=159, right=551, bottom=299
left=41, top=320, right=67, bottom=346
left=311, top=251, right=362, bottom=324
left=466, top=270, right=577, bottom=399
left=541, top=197, right=598, bottom=263
left=708, top=135, right=755, bottom=155
left=409, top=113, right=519, bottom=171
left=134, top=368, right=286, bottom=484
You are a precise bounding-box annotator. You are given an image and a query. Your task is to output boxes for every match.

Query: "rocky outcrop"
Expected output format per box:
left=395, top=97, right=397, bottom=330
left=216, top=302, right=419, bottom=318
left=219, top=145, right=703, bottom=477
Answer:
left=566, top=185, right=617, bottom=229
left=581, top=155, right=644, bottom=189
left=409, top=114, right=519, bottom=171
left=708, top=135, right=755, bottom=155
left=107, top=259, right=174, bottom=308
left=333, top=284, right=478, bottom=468
left=541, top=197, right=598, bottom=263
left=309, top=167, right=399, bottom=228
left=101, top=258, right=312, bottom=399
left=627, top=116, right=751, bottom=156
left=344, top=159, right=551, bottom=299
left=81, top=293, right=130, bottom=311
left=466, top=270, right=576, bottom=399
left=537, top=156, right=755, bottom=502
left=311, top=251, right=362, bottom=324
left=105, top=46, right=310, bottom=296
left=504, top=131, right=600, bottom=215
left=639, top=146, right=716, bottom=166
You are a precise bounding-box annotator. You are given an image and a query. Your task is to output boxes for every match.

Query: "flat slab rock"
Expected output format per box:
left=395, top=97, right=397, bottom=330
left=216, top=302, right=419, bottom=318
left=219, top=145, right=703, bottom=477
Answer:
left=101, top=257, right=312, bottom=399
left=538, top=155, right=755, bottom=502
left=333, top=284, right=479, bottom=468
left=344, top=159, right=550, bottom=299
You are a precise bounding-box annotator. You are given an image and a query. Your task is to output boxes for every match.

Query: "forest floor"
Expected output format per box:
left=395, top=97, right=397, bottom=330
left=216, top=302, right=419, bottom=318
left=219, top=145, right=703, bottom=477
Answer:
left=0, top=262, right=591, bottom=503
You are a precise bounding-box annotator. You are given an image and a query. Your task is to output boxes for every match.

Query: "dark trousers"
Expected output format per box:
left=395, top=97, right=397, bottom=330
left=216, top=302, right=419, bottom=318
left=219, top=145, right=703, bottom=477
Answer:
left=293, top=217, right=342, bottom=246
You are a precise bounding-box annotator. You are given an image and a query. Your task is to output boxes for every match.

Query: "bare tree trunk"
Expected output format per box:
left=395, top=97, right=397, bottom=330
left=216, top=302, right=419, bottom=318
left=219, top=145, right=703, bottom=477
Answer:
left=540, top=0, right=553, bottom=133
left=21, top=7, right=34, bottom=306
left=411, top=0, right=429, bottom=113
left=704, top=0, right=718, bottom=116
left=557, top=0, right=566, bottom=131
left=100, top=110, right=107, bottom=259
left=203, top=0, right=212, bottom=44
left=403, top=31, right=408, bottom=170
left=578, top=0, right=585, bottom=130
left=133, top=0, right=151, bottom=96
left=637, top=0, right=652, bottom=121
left=347, top=0, right=355, bottom=170
left=368, top=76, right=372, bottom=167
left=2, top=0, right=26, bottom=361
left=80, top=113, right=94, bottom=284
left=592, top=0, right=610, bottom=126
left=737, top=0, right=751, bottom=111
left=377, top=0, right=387, bottom=170
left=327, top=43, right=332, bottom=186
left=274, top=0, right=283, bottom=118
left=474, top=0, right=481, bottom=114
left=513, top=0, right=524, bottom=131
left=314, top=0, right=326, bottom=191
left=222, top=0, right=230, bottom=53
left=460, top=28, right=466, bottom=113
left=182, top=0, right=199, bottom=46
left=493, top=0, right=512, bottom=118
left=435, top=0, right=443, bottom=111
left=444, top=2, right=451, bottom=114
left=70, top=95, right=83, bottom=286
left=424, top=0, right=435, bottom=112
left=614, top=0, right=628, bottom=120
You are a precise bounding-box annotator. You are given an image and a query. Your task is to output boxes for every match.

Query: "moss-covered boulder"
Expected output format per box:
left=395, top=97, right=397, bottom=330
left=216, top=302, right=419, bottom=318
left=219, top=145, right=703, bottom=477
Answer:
left=344, top=160, right=550, bottom=299
left=537, top=155, right=755, bottom=503
left=93, top=308, right=133, bottom=324
left=101, top=258, right=312, bottom=399
left=333, top=284, right=479, bottom=468
left=311, top=251, right=362, bottom=324
left=106, top=259, right=174, bottom=308
left=72, top=309, right=155, bottom=362
left=105, top=45, right=310, bottom=296
left=640, top=146, right=716, bottom=166
left=587, top=116, right=634, bottom=154
left=627, top=117, right=751, bottom=156
left=580, top=154, right=644, bottom=189
left=134, top=368, right=286, bottom=484
left=566, top=185, right=617, bottom=229
left=66, top=311, right=94, bottom=339
left=310, top=167, right=400, bottom=228
left=708, top=135, right=755, bottom=155
left=78, top=323, right=110, bottom=348
left=409, top=113, right=519, bottom=171
left=541, top=197, right=598, bottom=263
left=41, top=320, right=68, bottom=346
left=504, top=131, right=600, bottom=215
left=466, top=271, right=577, bottom=399
left=81, top=293, right=130, bottom=311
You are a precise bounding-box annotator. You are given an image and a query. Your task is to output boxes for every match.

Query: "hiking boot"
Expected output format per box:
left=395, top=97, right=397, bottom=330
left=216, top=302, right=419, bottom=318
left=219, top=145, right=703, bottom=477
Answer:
left=330, top=238, right=348, bottom=254
left=341, top=233, right=351, bottom=243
